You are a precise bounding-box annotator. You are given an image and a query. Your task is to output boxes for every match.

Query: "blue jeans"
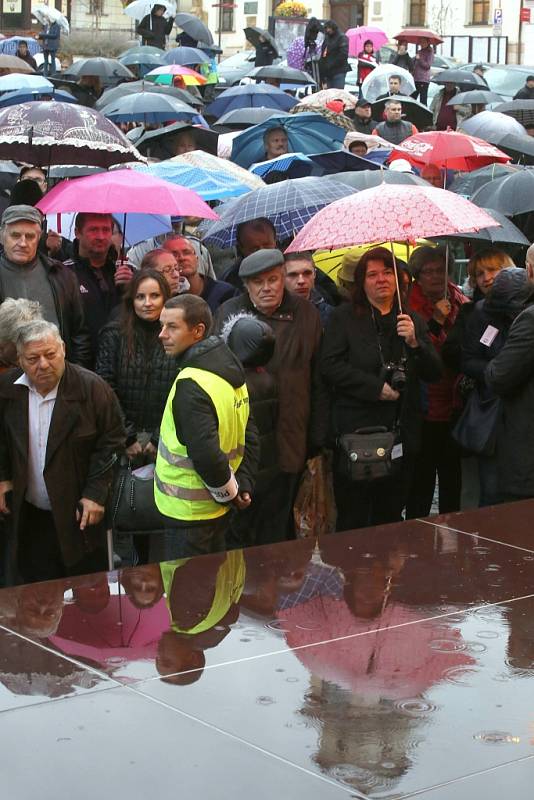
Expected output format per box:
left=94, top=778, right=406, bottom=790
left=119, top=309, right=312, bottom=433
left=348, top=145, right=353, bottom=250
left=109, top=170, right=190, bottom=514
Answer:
left=150, top=514, right=228, bottom=561
left=326, top=73, right=346, bottom=89
left=43, top=50, right=56, bottom=77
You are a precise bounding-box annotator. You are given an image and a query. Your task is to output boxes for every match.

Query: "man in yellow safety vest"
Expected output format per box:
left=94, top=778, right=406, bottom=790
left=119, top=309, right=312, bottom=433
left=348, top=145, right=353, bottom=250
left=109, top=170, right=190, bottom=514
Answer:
left=154, top=294, right=259, bottom=558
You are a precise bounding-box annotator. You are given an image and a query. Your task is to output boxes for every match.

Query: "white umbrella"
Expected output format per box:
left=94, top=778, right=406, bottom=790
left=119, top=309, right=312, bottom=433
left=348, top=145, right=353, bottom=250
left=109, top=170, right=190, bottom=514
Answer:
left=361, top=63, right=415, bottom=103
left=33, top=4, right=70, bottom=35
left=123, top=0, right=177, bottom=20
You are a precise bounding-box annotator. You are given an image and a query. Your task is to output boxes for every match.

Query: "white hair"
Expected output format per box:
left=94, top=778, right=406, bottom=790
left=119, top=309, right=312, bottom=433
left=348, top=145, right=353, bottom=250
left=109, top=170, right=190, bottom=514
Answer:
left=16, top=319, right=62, bottom=354
left=0, top=298, right=43, bottom=345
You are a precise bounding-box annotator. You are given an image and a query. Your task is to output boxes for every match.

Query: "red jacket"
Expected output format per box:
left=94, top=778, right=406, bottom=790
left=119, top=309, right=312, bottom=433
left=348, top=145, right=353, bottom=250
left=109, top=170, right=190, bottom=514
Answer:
left=409, top=281, right=469, bottom=421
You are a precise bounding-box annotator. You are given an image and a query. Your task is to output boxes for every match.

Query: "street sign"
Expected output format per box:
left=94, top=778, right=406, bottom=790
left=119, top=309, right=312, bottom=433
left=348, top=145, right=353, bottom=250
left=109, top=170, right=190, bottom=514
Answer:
left=521, top=6, right=531, bottom=22
left=493, top=7, right=503, bottom=35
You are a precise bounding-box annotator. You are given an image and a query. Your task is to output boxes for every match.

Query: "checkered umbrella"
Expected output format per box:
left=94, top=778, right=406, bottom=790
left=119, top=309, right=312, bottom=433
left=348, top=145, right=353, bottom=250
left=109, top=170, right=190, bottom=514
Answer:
left=200, top=176, right=355, bottom=248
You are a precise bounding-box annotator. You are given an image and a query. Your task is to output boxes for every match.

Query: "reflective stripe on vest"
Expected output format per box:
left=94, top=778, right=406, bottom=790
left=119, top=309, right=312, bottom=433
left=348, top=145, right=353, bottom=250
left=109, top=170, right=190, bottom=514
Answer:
left=154, top=365, right=249, bottom=521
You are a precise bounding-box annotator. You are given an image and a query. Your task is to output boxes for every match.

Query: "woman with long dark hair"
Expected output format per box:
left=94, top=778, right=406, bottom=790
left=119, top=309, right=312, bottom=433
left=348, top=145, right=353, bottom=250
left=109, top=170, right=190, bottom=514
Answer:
left=320, top=247, right=441, bottom=530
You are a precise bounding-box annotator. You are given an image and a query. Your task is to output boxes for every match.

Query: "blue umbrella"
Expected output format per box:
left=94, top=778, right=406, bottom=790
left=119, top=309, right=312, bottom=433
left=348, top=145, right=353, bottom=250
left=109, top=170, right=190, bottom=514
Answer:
left=199, top=176, right=355, bottom=248
left=230, top=112, right=346, bottom=169
left=308, top=150, right=382, bottom=173
left=0, top=37, right=41, bottom=56
left=100, top=93, right=205, bottom=125
left=129, top=160, right=255, bottom=201
left=206, top=84, right=298, bottom=118
left=250, top=152, right=322, bottom=179
left=0, top=88, right=78, bottom=108
left=164, top=47, right=210, bottom=66
left=0, top=74, right=53, bottom=92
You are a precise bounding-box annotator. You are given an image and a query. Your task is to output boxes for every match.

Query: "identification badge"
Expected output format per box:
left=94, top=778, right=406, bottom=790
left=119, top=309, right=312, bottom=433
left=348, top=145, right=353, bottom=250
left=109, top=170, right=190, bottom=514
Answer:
left=392, top=443, right=403, bottom=460
left=480, top=325, right=499, bottom=347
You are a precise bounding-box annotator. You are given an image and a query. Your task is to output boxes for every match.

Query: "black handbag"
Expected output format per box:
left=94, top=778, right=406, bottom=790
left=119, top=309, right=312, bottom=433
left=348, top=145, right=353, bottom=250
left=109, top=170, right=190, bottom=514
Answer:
left=452, top=388, right=501, bottom=456
left=112, top=462, right=168, bottom=532
left=337, top=426, right=401, bottom=482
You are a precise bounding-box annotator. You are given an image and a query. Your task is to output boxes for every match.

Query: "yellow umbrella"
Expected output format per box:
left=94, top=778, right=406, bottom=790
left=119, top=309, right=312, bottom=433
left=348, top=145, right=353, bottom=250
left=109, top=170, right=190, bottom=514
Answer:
left=314, top=240, right=434, bottom=284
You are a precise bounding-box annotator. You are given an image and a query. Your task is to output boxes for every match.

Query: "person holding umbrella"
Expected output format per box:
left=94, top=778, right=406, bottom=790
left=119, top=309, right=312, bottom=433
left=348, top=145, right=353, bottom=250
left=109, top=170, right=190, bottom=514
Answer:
left=412, top=37, right=434, bottom=106
left=37, top=18, right=60, bottom=77
left=391, top=42, right=413, bottom=73
left=430, top=82, right=470, bottom=131
left=254, top=34, right=277, bottom=67
left=136, top=4, right=175, bottom=51
left=357, top=39, right=379, bottom=88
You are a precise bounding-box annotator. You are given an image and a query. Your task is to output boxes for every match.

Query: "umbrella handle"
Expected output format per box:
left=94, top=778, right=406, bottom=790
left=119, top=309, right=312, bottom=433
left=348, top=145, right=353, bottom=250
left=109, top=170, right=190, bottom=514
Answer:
left=389, top=240, right=403, bottom=314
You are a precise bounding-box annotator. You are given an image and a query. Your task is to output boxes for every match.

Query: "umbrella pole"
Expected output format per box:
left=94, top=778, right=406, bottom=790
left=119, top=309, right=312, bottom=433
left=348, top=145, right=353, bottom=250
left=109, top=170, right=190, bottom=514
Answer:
left=388, top=240, right=403, bottom=313
left=444, top=241, right=449, bottom=299
left=121, top=212, right=127, bottom=259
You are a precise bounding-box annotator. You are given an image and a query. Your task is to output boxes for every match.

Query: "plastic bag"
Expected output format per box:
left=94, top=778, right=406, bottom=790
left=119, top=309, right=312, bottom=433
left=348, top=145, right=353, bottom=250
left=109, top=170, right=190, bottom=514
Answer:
left=293, top=452, right=337, bottom=538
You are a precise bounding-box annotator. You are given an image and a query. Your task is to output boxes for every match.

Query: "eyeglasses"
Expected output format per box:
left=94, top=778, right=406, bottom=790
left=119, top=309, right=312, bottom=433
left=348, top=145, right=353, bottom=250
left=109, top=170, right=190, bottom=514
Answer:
left=158, top=266, right=181, bottom=275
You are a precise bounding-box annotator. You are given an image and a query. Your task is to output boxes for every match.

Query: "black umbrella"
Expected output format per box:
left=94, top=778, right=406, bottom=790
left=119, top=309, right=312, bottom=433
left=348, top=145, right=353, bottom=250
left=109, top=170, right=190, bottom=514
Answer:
left=327, top=169, right=427, bottom=190
left=371, top=95, right=432, bottom=130
left=214, top=106, right=290, bottom=129
left=432, top=69, right=489, bottom=90
left=448, top=90, right=503, bottom=105
left=244, top=26, right=279, bottom=57
left=63, top=57, right=135, bottom=84
left=449, top=163, right=519, bottom=198
left=249, top=65, right=314, bottom=85
left=135, top=121, right=219, bottom=158
left=494, top=100, right=534, bottom=126
left=175, top=12, right=214, bottom=46
left=433, top=208, right=528, bottom=245
left=197, top=41, right=222, bottom=55
left=94, top=80, right=204, bottom=111
left=495, top=133, right=534, bottom=165
left=471, top=169, right=534, bottom=215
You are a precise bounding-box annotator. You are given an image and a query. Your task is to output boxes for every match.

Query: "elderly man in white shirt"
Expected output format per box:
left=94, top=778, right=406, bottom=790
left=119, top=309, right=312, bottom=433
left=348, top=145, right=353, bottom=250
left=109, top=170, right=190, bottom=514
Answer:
left=0, top=320, right=125, bottom=585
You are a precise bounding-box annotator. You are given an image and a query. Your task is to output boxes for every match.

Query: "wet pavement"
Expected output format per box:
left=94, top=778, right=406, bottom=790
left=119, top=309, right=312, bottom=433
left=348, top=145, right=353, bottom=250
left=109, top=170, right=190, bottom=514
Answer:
left=1, top=502, right=534, bottom=798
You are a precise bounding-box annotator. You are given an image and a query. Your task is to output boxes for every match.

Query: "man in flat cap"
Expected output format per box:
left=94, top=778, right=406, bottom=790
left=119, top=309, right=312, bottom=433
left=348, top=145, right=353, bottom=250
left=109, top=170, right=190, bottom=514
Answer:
left=0, top=205, right=91, bottom=366
left=215, top=249, right=325, bottom=545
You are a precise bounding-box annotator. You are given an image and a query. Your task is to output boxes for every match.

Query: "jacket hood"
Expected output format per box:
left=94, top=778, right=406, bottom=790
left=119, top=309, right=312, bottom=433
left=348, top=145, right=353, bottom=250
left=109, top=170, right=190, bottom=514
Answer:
left=324, top=20, right=340, bottom=35
left=483, top=267, right=529, bottom=319
left=220, top=312, right=275, bottom=368
left=180, top=334, right=246, bottom=388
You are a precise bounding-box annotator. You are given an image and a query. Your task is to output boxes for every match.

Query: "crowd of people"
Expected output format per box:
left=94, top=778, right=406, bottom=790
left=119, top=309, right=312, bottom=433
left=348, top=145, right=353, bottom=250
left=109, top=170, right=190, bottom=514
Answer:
left=0, top=17, right=533, bottom=590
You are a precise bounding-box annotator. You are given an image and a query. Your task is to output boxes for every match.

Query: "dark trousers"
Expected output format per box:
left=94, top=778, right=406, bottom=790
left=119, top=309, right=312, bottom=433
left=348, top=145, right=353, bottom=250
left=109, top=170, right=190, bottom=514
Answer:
left=42, top=50, right=56, bottom=77
left=406, top=420, right=462, bottom=519
left=227, top=472, right=299, bottom=549
left=334, top=458, right=414, bottom=531
left=150, top=514, right=229, bottom=561
left=412, top=81, right=429, bottom=105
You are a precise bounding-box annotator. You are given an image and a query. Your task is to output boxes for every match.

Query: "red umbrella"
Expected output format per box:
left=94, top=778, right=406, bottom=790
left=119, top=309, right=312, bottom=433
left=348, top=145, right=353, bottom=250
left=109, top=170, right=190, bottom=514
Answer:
left=285, top=184, right=500, bottom=252
left=393, top=27, right=443, bottom=45
left=390, top=130, right=511, bottom=172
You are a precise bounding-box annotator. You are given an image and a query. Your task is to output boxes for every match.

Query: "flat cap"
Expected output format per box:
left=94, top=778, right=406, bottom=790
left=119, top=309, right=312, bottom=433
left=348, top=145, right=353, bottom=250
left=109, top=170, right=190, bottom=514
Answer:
left=2, top=204, right=42, bottom=227
left=239, top=248, right=284, bottom=279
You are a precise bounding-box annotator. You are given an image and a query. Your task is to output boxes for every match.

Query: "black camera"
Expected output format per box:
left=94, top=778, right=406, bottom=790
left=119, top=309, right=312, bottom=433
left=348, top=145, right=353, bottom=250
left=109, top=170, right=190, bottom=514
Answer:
left=383, top=360, right=407, bottom=393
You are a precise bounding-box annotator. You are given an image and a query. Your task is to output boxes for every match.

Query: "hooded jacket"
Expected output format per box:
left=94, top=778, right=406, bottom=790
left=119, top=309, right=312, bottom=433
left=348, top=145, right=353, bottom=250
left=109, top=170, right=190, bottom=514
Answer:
left=319, top=21, right=350, bottom=79
left=136, top=10, right=174, bottom=49
left=169, top=335, right=259, bottom=498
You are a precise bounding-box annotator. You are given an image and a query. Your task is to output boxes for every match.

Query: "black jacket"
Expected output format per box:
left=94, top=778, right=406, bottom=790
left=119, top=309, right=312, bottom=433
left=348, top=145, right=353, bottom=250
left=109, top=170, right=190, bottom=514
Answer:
left=391, top=52, right=413, bottom=72
left=320, top=22, right=350, bottom=79
left=136, top=12, right=174, bottom=49
left=202, top=275, right=239, bottom=313
left=95, top=319, right=179, bottom=447
left=514, top=85, right=534, bottom=100
left=255, top=41, right=276, bottom=67
left=352, top=116, right=379, bottom=135
left=0, top=254, right=91, bottom=368
left=320, top=302, right=442, bottom=454
left=486, top=296, right=534, bottom=497
left=171, top=336, right=260, bottom=496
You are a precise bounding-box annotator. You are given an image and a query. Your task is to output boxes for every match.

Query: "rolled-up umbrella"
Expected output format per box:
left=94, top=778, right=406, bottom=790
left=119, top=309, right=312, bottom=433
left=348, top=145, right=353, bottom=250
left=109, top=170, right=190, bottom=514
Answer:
left=206, top=84, right=297, bottom=118
left=361, top=64, right=415, bottom=103
left=244, top=26, right=279, bottom=57
left=0, top=54, right=35, bottom=74
left=449, top=163, right=519, bottom=198
left=0, top=88, right=78, bottom=108
left=494, top=100, right=534, bottom=126
left=448, top=90, right=502, bottom=105
left=371, top=95, right=432, bottom=130
left=164, top=47, right=210, bottom=66
left=63, top=57, right=134, bottom=83
left=200, top=176, right=355, bottom=248
left=393, top=28, right=443, bottom=45
left=327, top=169, right=427, bottom=190
left=248, top=65, right=314, bottom=85
left=432, top=69, right=489, bottom=90
left=459, top=111, right=526, bottom=139
left=433, top=207, right=528, bottom=245
left=175, top=12, right=214, bottom=45
left=214, top=106, right=290, bottom=129
left=0, top=36, right=41, bottom=56
left=0, top=74, right=52, bottom=92
left=100, top=93, right=203, bottom=124
left=471, top=169, right=534, bottom=215
left=95, top=79, right=203, bottom=111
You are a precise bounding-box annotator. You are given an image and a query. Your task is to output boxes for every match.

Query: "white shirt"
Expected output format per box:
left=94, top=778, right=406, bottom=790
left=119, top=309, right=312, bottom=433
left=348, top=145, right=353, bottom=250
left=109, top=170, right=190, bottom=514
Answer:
left=14, top=373, right=59, bottom=510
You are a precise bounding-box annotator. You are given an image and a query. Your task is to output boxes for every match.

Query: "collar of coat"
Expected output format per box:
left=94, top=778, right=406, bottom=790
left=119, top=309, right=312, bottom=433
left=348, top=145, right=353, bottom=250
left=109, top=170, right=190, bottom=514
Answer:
left=1, top=361, right=89, bottom=403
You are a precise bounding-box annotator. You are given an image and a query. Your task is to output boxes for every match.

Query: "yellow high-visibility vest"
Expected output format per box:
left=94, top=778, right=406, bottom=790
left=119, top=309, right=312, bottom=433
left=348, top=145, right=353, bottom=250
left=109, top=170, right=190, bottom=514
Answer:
left=154, top=366, right=249, bottom=521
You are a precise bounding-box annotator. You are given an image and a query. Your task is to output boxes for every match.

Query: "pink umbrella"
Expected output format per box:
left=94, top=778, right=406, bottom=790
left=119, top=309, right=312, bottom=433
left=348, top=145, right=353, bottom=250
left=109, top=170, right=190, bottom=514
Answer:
left=347, top=25, right=388, bottom=58
left=285, top=184, right=500, bottom=252
left=36, top=169, right=219, bottom=220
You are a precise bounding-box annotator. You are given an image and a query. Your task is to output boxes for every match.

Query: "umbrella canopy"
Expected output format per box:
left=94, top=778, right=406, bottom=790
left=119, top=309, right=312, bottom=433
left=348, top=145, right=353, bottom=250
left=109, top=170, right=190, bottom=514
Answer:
left=118, top=52, right=166, bottom=69
left=449, top=90, right=503, bottom=105
left=448, top=163, right=520, bottom=198
left=459, top=110, right=526, bottom=139
left=95, top=80, right=203, bottom=111
left=434, top=207, right=529, bottom=245
left=494, top=100, right=534, bottom=126
left=346, top=25, right=388, bottom=57
left=197, top=41, right=221, bottom=56
left=175, top=12, right=214, bottom=45
left=100, top=93, right=202, bottom=124
left=0, top=37, right=41, bottom=56
left=119, top=45, right=167, bottom=58
left=64, top=57, right=134, bottom=82
left=0, top=88, right=77, bottom=108
left=230, top=112, right=346, bottom=168
left=0, top=74, right=52, bottom=92
left=286, top=36, right=307, bottom=71
left=391, top=130, right=511, bottom=171
left=47, top=210, right=172, bottom=247
left=248, top=65, right=314, bottom=85
left=299, top=88, right=357, bottom=110
left=135, top=121, right=218, bottom=157
left=123, top=0, right=176, bottom=19
left=361, top=64, right=415, bottom=103
left=214, top=106, right=289, bottom=129
left=471, top=169, right=534, bottom=215
left=496, top=133, right=534, bottom=164
left=37, top=169, right=218, bottom=219
left=285, top=184, right=500, bottom=252
left=33, top=4, right=70, bottom=34
left=129, top=158, right=258, bottom=201
left=0, top=101, right=146, bottom=167
left=244, top=26, right=279, bottom=57
left=309, top=150, right=382, bottom=173
left=291, top=103, right=354, bottom=131
left=371, top=95, right=432, bottom=130
left=327, top=169, right=427, bottom=190
left=393, top=28, right=443, bottom=45
left=250, top=152, right=321, bottom=179
left=0, top=54, right=35, bottom=74
left=314, top=240, right=428, bottom=282
left=164, top=47, right=210, bottom=66
left=432, top=69, right=489, bottom=90
left=206, top=84, right=297, bottom=118
left=145, top=65, right=206, bottom=86
left=170, top=149, right=264, bottom=189
left=201, top=176, right=355, bottom=248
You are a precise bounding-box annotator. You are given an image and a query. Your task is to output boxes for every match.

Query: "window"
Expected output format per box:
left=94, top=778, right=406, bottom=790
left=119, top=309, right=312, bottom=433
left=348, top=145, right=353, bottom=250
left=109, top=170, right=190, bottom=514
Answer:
left=220, top=3, right=235, bottom=32
left=408, top=0, right=426, bottom=26
left=471, top=0, right=490, bottom=24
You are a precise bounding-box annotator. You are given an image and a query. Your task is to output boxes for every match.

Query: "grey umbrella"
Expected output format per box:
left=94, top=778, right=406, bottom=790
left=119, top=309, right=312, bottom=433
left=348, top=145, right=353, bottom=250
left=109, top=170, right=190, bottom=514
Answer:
left=448, top=90, right=503, bottom=105
left=433, top=208, right=528, bottom=245
left=175, top=12, right=214, bottom=46
left=63, top=57, right=134, bottom=83
left=460, top=111, right=526, bottom=139
left=95, top=80, right=204, bottom=111
left=326, top=169, right=428, bottom=190
left=494, top=100, right=534, bottom=126
left=496, top=133, right=534, bottom=164
left=214, top=107, right=290, bottom=129
left=449, top=163, right=519, bottom=198
left=244, top=26, right=279, bottom=57
left=248, top=65, right=315, bottom=85
left=432, top=69, right=489, bottom=90
left=471, top=169, right=534, bottom=215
